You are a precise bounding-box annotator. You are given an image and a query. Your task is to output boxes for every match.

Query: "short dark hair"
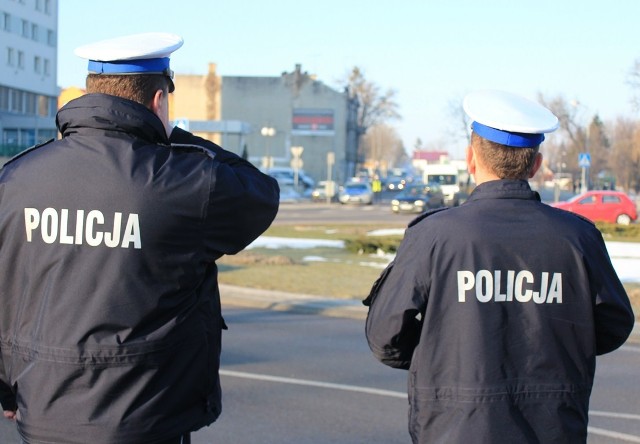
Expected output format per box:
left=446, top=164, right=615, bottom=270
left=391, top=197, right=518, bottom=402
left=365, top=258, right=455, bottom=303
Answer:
left=85, top=74, right=171, bottom=107
left=471, top=132, right=539, bottom=180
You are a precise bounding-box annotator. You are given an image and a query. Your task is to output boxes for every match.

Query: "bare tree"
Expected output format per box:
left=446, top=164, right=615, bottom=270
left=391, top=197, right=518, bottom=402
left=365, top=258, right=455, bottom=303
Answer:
left=345, top=66, right=401, bottom=131
left=361, top=124, right=407, bottom=172
left=446, top=94, right=471, bottom=147
left=610, top=117, right=640, bottom=192
left=626, top=59, right=640, bottom=112
left=341, top=67, right=401, bottom=171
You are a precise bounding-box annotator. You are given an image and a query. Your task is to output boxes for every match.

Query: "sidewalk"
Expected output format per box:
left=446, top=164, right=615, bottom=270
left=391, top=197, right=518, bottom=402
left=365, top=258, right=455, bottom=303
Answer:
left=219, top=284, right=640, bottom=343
left=219, top=284, right=367, bottom=320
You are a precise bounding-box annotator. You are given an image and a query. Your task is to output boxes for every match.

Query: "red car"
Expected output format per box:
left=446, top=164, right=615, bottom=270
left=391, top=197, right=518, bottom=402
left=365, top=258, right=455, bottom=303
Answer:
left=551, top=190, right=638, bottom=225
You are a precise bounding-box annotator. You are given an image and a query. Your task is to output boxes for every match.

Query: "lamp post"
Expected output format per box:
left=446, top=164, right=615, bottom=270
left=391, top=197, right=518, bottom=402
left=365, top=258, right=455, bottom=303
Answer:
left=260, top=126, right=275, bottom=169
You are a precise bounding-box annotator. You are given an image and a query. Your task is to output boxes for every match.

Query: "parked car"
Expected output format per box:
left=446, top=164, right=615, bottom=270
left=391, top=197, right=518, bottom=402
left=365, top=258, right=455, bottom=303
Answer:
left=279, top=185, right=303, bottom=204
left=311, top=180, right=338, bottom=202
left=551, top=190, right=637, bottom=225
left=391, top=183, right=445, bottom=214
left=338, top=182, right=374, bottom=205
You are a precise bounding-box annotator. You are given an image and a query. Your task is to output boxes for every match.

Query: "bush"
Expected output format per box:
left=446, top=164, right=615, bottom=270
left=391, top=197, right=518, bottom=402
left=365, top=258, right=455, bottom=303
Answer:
left=344, top=237, right=402, bottom=255
left=595, top=222, right=640, bottom=241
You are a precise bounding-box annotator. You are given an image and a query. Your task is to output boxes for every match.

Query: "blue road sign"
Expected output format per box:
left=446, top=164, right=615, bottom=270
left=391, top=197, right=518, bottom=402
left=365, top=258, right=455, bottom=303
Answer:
left=578, top=153, right=591, bottom=168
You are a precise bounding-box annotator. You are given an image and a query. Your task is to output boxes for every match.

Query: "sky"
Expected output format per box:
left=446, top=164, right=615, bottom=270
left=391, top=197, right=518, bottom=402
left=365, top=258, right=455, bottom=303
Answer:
left=57, top=0, right=640, bottom=159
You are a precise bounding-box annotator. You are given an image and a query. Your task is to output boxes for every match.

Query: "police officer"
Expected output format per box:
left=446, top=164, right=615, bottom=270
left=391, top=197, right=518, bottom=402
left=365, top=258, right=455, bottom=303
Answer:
left=0, top=33, right=279, bottom=443
left=364, top=90, right=634, bottom=443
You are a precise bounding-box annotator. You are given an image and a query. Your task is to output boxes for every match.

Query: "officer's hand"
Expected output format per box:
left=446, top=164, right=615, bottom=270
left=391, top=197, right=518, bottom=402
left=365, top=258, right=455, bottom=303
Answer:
left=3, top=410, right=16, bottom=421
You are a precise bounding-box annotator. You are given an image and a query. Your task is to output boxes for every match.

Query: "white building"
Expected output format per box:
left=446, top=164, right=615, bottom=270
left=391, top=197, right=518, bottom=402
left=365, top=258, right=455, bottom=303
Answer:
left=0, top=0, right=58, bottom=157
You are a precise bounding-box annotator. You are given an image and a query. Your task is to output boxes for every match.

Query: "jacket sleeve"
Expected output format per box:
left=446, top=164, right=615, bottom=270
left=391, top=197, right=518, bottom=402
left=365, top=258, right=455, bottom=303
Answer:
left=365, top=226, right=427, bottom=370
left=169, top=127, right=280, bottom=257
left=586, top=230, right=635, bottom=355
left=0, top=351, right=16, bottom=411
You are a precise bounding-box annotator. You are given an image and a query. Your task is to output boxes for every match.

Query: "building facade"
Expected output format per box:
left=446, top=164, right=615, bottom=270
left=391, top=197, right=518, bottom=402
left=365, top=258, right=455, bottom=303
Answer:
left=171, top=64, right=359, bottom=185
left=0, top=0, right=58, bottom=157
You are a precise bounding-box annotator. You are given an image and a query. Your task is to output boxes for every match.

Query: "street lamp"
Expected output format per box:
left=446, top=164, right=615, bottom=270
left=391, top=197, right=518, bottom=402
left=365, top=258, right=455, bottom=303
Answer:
left=260, top=126, right=275, bottom=169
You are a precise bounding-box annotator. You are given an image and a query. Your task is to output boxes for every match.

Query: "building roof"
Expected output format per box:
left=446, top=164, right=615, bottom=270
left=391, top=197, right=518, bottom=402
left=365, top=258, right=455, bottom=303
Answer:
left=412, top=150, right=449, bottom=162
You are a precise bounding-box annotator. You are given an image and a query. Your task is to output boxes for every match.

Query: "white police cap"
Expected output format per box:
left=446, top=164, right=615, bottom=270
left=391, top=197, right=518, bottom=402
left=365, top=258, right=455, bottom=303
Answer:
left=463, top=90, right=559, bottom=148
left=74, top=32, right=183, bottom=91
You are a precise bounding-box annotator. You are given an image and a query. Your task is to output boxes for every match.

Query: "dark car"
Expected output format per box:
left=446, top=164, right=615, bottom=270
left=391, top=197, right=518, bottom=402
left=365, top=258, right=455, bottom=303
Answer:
left=391, top=183, right=445, bottom=213
left=551, top=190, right=638, bottom=225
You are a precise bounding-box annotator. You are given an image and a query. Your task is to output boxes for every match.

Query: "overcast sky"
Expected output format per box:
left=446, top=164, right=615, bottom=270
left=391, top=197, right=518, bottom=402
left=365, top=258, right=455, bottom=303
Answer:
left=57, top=0, right=640, bottom=158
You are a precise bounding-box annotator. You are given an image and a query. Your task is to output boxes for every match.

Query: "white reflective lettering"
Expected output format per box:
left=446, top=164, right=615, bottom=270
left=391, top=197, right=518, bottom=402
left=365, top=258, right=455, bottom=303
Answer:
left=457, top=268, right=562, bottom=304
left=515, top=271, right=534, bottom=302
left=104, top=212, right=122, bottom=248
left=121, top=213, right=141, bottom=249
left=547, top=273, right=562, bottom=303
left=24, top=208, right=39, bottom=242
left=23, top=207, right=141, bottom=250
left=457, top=271, right=474, bottom=302
left=533, top=272, right=548, bottom=304
left=494, top=270, right=506, bottom=302
left=59, top=209, right=74, bottom=245
left=75, top=210, right=84, bottom=245
left=85, top=210, right=104, bottom=247
left=41, top=207, right=58, bottom=244
left=476, top=270, right=493, bottom=303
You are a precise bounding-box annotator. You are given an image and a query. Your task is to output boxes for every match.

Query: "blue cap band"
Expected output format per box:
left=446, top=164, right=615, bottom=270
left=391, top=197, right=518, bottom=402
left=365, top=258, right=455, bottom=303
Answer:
left=88, top=57, right=172, bottom=76
left=472, top=121, right=545, bottom=148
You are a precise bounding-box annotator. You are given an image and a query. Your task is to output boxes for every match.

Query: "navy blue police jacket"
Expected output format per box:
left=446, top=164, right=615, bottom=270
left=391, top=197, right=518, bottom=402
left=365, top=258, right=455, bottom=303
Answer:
left=0, top=93, right=279, bottom=444
left=365, top=179, right=634, bottom=444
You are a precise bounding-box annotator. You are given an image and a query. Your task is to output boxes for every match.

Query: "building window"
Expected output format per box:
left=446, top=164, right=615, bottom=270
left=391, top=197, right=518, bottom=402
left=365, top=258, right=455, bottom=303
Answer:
left=31, top=23, right=38, bottom=41
left=25, top=92, right=36, bottom=115
left=3, top=13, right=10, bottom=32
left=0, top=86, right=9, bottom=111
left=36, top=0, right=42, bottom=11
left=21, top=19, right=28, bottom=38
left=7, top=47, right=14, bottom=66
left=44, top=0, right=51, bottom=15
left=17, top=50, right=24, bottom=69
left=21, top=129, right=36, bottom=147
left=34, top=56, right=41, bottom=73
left=47, top=29, right=55, bottom=46
left=44, top=58, right=50, bottom=76
left=37, top=95, right=48, bottom=116
left=3, top=129, right=19, bottom=147
left=10, top=89, right=22, bottom=113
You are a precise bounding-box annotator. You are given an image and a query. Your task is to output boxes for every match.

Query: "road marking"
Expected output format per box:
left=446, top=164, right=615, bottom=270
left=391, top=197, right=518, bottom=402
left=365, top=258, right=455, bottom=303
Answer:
left=220, top=369, right=406, bottom=398
left=221, top=369, right=640, bottom=441
left=587, top=426, right=640, bottom=442
left=591, top=411, right=640, bottom=421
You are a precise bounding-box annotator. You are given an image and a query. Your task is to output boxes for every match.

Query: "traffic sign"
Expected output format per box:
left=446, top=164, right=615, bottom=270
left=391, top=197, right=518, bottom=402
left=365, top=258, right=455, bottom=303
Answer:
left=578, top=153, right=591, bottom=168
left=291, top=146, right=304, bottom=157
left=290, top=158, right=303, bottom=170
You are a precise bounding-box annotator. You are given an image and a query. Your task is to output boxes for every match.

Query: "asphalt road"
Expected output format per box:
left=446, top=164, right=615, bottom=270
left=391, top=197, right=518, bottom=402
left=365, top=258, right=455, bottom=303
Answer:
left=1, top=307, right=639, bottom=443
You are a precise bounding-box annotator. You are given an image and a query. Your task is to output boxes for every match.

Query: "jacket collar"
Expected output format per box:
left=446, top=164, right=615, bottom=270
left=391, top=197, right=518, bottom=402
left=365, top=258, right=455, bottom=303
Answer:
left=468, top=179, right=541, bottom=202
left=56, top=93, right=169, bottom=145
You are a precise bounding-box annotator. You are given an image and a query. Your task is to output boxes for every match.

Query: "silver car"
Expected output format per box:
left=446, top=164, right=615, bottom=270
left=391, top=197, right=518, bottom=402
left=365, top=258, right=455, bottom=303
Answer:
left=338, top=182, right=374, bottom=205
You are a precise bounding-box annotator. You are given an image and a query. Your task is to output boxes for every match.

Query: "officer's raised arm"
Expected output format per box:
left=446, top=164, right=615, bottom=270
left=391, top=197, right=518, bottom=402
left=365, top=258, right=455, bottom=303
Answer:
left=169, top=127, right=280, bottom=256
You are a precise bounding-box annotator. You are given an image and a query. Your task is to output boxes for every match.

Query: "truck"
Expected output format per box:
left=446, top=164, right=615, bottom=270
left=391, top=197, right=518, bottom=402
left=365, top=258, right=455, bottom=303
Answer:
left=422, top=164, right=460, bottom=205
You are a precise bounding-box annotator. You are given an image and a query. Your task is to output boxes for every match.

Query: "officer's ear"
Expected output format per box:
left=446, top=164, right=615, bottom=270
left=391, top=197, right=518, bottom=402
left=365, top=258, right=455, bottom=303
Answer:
left=528, top=152, right=543, bottom=179
left=150, top=89, right=171, bottom=137
left=466, top=145, right=476, bottom=176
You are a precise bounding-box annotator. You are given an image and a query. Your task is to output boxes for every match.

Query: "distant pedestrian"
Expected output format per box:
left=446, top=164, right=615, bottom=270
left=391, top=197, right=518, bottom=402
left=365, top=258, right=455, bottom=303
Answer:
left=364, top=90, right=634, bottom=443
left=371, top=175, right=383, bottom=203
left=0, top=32, right=279, bottom=443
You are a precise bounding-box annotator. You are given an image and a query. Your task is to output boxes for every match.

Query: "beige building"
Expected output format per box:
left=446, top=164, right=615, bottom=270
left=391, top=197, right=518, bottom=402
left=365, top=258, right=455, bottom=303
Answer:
left=170, top=63, right=359, bottom=185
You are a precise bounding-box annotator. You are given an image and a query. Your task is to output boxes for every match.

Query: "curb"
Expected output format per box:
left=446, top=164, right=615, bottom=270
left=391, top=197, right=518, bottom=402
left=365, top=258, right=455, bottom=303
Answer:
left=219, top=285, right=640, bottom=344
left=219, top=284, right=367, bottom=320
